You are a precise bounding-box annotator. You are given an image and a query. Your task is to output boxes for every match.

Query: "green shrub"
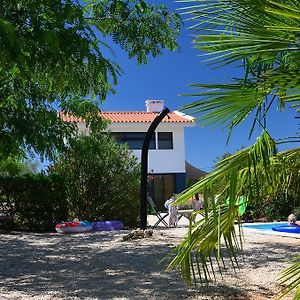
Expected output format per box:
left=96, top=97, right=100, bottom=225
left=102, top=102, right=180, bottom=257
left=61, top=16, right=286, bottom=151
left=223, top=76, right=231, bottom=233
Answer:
left=242, top=203, right=264, bottom=222
left=242, top=192, right=300, bottom=222
left=263, top=193, right=296, bottom=222
left=53, top=131, right=140, bottom=227
left=292, top=207, right=300, bottom=220
left=0, top=173, right=67, bottom=231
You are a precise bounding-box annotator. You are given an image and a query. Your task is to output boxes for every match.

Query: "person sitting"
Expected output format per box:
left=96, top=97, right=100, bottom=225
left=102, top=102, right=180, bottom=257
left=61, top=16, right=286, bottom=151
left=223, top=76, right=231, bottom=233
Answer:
left=192, top=193, right=204, bottom=211
left=288, top=214, right=300, bottom=226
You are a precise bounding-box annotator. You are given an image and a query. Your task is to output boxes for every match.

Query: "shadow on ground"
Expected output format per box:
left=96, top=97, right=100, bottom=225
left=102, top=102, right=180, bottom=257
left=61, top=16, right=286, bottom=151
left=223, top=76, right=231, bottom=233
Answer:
left=0, top=230, right=297, bottom=299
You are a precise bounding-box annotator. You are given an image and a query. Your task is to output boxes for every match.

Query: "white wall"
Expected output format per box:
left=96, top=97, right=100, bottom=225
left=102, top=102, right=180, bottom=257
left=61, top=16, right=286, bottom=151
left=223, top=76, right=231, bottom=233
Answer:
left=76, top=121, right=189, bottom=174
left=108, top=123, right=187, bottom=174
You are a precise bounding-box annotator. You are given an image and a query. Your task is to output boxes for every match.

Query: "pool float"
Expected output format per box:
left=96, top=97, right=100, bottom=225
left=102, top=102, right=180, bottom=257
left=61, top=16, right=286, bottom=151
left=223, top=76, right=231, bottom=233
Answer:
left=55, top=221, right=93, bottom=234
left=92, top=220, right=123, bottom=231
left=272, top=224, right=300, bottom=234
left=226, top=196, right=248, bottom=216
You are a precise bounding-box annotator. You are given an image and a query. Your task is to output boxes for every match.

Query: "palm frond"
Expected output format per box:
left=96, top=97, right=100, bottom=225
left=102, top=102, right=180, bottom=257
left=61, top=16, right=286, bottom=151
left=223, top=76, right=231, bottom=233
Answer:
left=277, top=255, right=300, bottom=300
left=168, top=130, right=300, bottom=286
left=167, top=132, right=278, bottom=282
left=174, top=0, right=300, bottom=298
left=179, top=0, right=300, bottom=68
left=176, top=130, right=278, bottom=205
left=181, top=82, right=267, bottom=130
left=179, top=0, right=300, bottom=135
left=166, top=205, right=242, bottom=285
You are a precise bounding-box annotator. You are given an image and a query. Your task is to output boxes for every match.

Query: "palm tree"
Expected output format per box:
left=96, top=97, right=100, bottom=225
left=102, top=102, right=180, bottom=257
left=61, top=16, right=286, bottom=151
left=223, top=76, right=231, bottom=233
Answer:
left=168, top=1, right=300, bottom=298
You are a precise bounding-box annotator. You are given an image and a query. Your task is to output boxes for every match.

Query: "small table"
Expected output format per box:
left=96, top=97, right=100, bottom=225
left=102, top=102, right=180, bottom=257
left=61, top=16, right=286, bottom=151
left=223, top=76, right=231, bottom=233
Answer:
left=177, top=208, right=195, bottom=224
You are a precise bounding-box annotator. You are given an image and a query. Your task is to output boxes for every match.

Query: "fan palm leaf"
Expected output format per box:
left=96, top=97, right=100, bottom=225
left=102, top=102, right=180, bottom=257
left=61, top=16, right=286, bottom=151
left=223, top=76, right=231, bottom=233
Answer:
left=167, top=133, right=300, bottom=291
left=169, top=1, right=300, bottom=298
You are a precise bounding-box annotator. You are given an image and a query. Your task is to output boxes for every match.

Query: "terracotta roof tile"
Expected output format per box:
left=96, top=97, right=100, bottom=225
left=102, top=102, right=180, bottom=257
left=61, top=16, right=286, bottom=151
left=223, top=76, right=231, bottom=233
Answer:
left=59, top=111, right=194, bottom=123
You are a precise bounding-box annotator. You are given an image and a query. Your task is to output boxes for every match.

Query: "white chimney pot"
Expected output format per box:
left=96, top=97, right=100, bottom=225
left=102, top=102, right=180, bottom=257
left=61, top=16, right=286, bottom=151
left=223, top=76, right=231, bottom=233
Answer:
left=145, top=100, right=165, bottom=112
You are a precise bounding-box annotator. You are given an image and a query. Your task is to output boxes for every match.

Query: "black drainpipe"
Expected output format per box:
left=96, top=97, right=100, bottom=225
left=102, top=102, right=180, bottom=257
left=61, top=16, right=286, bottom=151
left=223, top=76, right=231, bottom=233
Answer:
left=140, top=107, right=170, bottom=230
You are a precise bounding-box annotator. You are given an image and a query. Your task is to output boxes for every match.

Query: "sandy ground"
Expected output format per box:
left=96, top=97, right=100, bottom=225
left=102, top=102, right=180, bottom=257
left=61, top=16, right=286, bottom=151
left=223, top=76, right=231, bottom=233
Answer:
left=0, top=216, right=299, bottom=300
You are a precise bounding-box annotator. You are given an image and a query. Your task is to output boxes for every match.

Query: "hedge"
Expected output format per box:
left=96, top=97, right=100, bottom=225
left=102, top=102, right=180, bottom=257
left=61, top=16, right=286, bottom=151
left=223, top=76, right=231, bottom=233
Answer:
left=0, top=173, right=67, bottom=231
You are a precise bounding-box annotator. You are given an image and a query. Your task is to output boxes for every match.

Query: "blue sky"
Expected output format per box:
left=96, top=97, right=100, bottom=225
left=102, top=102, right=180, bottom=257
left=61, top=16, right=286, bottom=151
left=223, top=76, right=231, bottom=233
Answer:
left=99, top=1, right=299, bottom=172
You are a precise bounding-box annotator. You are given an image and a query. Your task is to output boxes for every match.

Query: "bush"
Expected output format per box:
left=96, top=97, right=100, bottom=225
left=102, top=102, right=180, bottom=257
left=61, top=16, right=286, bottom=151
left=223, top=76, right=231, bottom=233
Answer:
left=292, top=207, right=300, bottom=220
left=242, top=192, right=300, bottom=222
left=53, top=131, right=140, bottom=227
left=0, top=173, right=67, bottom=231
left=242, top=203, right=264, bottom=222
left=263, top=193, right=297, bottom=222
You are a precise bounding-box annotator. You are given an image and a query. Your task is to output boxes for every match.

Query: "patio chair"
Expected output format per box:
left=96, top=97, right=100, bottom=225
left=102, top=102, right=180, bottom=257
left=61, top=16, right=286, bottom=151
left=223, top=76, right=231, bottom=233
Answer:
left=147, top=196, right=169, bottom=228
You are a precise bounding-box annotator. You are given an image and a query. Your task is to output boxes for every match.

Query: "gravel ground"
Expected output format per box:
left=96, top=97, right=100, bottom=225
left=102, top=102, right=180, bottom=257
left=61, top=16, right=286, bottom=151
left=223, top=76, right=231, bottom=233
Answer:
left=0, top=219, right=299, bottom=300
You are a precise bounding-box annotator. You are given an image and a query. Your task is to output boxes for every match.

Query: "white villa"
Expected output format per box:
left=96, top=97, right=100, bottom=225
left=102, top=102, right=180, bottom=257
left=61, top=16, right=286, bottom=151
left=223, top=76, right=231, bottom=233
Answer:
left=61, top=100, right=195, bottom=209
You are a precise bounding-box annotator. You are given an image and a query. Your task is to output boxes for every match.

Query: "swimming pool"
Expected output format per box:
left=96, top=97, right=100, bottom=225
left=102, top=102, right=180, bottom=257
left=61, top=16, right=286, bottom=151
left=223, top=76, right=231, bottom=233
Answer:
left=243, top=222, right=288, bottom=231
left=242, top=222, right=300, bottom=238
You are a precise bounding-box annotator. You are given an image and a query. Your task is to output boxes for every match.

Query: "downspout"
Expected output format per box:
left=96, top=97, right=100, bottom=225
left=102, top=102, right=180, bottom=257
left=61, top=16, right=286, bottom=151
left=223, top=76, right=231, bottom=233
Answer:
left=140, top=107, right=170, bottom=230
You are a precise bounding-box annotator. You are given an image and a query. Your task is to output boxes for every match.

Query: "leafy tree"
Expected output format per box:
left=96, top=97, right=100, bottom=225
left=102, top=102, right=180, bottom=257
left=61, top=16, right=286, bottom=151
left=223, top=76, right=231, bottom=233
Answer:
left=0, top=0, right=180, bottom=159
left=0, top=156, right=39, bottom=176
left=0, top=156, right=24, bottom=177
left=52, top=126, right=140, bottom=227
left=168, top=1, right=300, bottom=298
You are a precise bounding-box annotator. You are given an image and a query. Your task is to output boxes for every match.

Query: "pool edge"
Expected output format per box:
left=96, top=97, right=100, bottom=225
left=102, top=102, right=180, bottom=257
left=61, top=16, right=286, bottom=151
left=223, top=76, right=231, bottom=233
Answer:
left=241, top=222, right=300, bottom=239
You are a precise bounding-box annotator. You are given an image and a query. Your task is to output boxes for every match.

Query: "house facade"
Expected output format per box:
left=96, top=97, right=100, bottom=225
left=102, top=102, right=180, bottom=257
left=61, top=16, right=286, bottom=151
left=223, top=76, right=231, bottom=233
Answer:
left=61, top=100, right=195, bottom=209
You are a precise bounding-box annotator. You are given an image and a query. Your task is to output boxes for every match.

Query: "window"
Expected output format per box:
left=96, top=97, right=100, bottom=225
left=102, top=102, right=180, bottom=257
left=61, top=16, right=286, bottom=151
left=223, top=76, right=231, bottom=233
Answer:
left=112, top=132, right=155, bottom=150
left=112, top=132, right=172, bottom=150
left=158, top=132, right=173, bottom=149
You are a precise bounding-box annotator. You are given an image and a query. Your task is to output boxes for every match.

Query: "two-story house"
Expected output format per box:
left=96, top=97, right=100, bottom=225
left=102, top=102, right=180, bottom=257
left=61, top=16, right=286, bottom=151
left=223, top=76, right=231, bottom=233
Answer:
left=61, top=100, right=195, bottom=209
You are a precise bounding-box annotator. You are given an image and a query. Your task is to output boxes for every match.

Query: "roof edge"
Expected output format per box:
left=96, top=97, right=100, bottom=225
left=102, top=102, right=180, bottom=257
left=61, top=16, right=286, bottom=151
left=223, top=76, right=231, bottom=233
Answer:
left=173, top=110, right=195, bottom=121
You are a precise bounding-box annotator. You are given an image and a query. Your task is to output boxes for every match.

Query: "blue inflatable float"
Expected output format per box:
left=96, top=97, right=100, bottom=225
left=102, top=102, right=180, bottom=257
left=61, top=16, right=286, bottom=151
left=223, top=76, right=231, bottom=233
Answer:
left=92, top=220, right=123, bottom=232
left=272, top=224, right=300, bottom=234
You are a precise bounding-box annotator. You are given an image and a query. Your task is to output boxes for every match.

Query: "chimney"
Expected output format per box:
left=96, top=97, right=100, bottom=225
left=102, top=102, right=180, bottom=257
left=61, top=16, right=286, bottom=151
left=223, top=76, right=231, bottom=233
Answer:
left=145, top=100, right=165, bottom=112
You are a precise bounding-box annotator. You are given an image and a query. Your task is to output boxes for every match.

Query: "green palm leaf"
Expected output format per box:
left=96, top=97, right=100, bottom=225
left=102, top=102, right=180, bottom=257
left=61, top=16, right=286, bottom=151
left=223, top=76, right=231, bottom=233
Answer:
left=182, top=82, right=268, bottom=131
left=180, top=0, right=300, bottom=131
left=278, top=255, right=300, bottom=300
left=167, top=131, right=278, bottom=280
left=179, top=0, right=300, bottom=65
left=173, top=1, right=300, bottom=298
left=167, top=131, right=300, bottom=291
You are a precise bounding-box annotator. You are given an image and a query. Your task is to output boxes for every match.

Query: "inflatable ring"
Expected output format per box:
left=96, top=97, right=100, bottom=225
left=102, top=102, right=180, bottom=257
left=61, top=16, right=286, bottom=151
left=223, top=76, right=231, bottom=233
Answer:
left=92, top=220, right=123, bottom=231
left=226, top=196, right=248, bottom=216
left=272, top=225, right=300, bottom=234
left=55, top=221, right=93, bottom=234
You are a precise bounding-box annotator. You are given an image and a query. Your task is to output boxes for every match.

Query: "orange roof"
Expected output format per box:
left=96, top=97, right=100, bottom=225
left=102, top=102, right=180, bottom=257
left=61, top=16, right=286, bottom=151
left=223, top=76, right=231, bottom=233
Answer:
left=59, top=111, right=194, bottom=124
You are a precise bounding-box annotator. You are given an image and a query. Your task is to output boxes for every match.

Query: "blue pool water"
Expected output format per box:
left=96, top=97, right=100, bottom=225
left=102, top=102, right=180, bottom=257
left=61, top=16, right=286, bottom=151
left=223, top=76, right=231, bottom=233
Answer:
left=243, top=222, right=288, bottom=231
